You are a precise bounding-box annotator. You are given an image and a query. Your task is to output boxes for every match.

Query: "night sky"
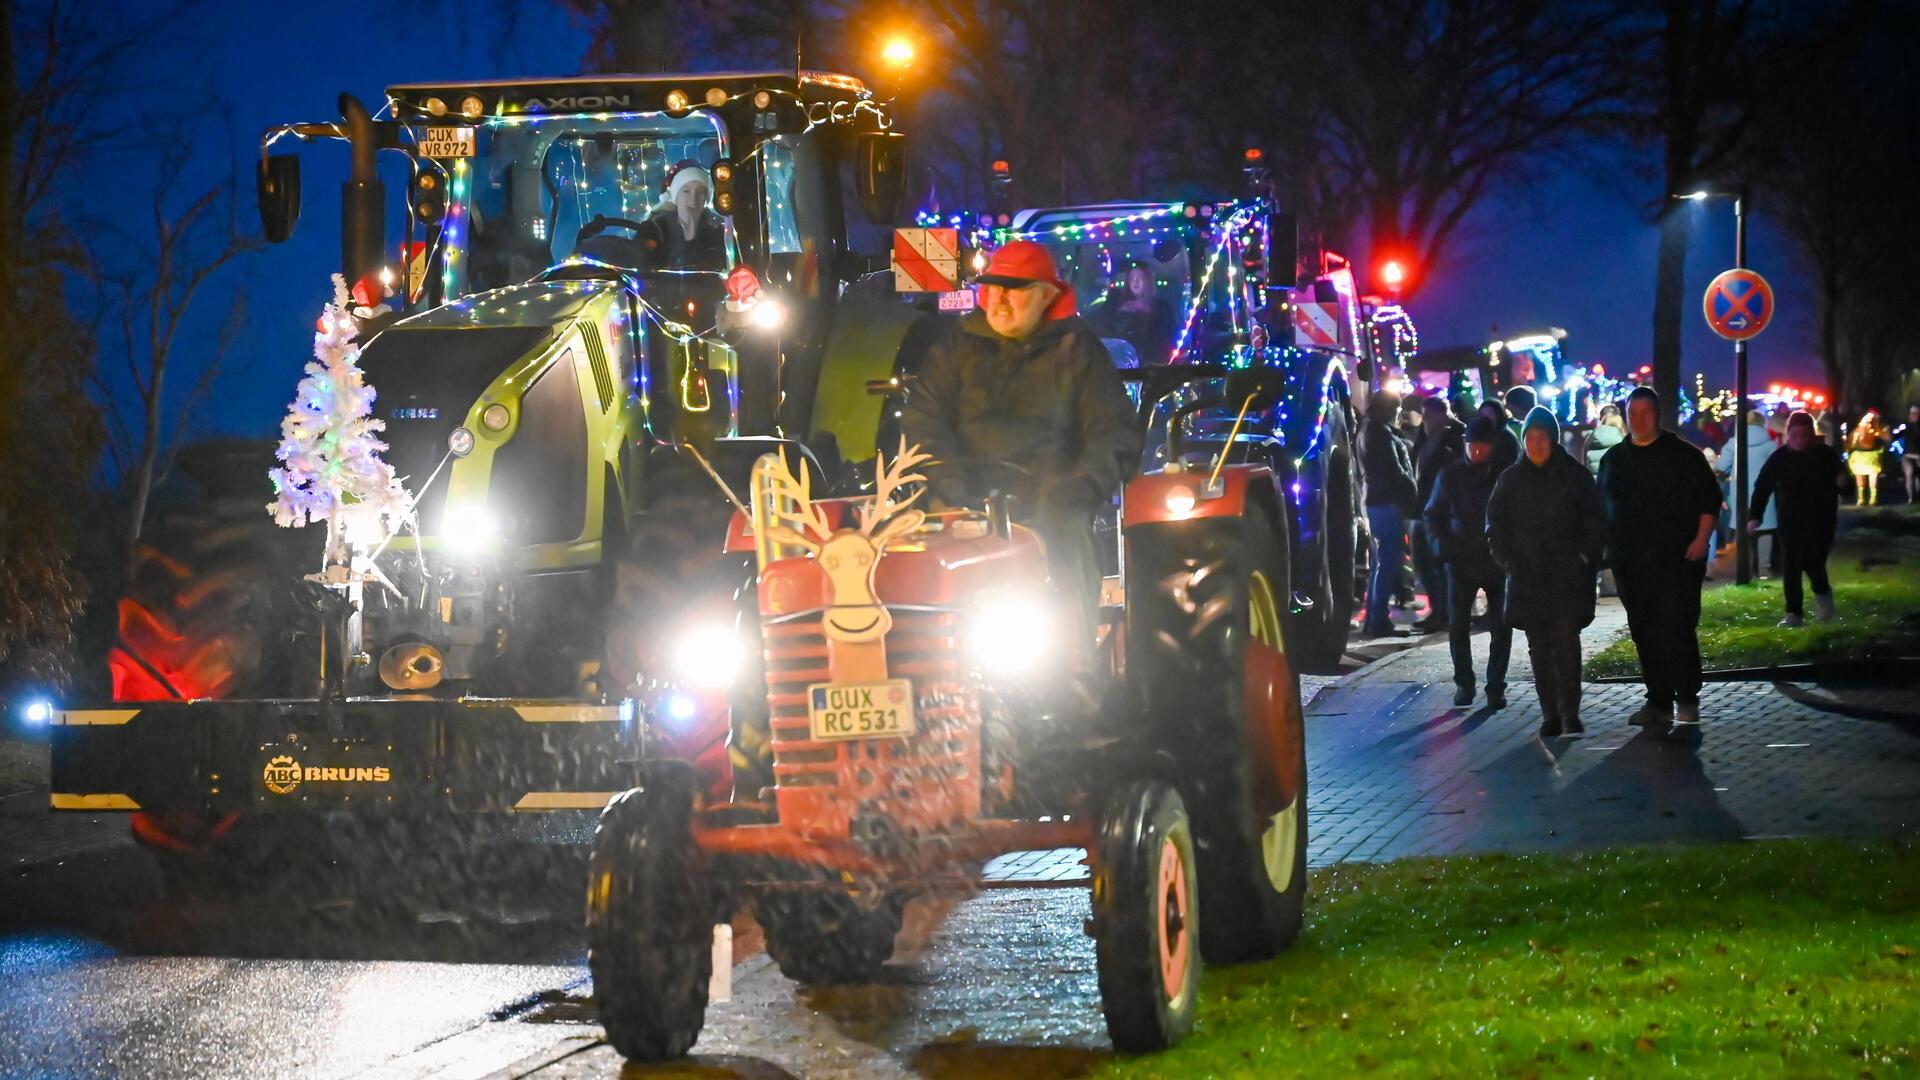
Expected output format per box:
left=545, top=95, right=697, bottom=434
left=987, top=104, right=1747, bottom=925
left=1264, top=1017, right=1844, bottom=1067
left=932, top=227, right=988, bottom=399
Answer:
left=150, top=0, right=1822, bottom=443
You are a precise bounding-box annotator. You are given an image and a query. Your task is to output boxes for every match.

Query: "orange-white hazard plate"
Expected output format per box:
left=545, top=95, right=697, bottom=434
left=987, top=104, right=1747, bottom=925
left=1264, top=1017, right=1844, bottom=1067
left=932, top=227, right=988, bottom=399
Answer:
left=892, top=229, right=960, bottom=293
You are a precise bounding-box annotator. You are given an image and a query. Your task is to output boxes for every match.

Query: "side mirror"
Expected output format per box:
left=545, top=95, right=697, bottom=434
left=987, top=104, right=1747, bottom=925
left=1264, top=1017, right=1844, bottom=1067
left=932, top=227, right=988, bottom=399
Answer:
left=856, top=131, right=908, bottom=225
left=1265, top=211, right=1298, bottom=288
left=257, top=154, right=302, bottom=243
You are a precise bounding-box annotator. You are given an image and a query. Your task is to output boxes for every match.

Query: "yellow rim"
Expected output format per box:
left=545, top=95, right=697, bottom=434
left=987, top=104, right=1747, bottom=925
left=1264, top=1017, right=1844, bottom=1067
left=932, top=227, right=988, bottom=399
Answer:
left=1248, top=569, right=1299, bottom=896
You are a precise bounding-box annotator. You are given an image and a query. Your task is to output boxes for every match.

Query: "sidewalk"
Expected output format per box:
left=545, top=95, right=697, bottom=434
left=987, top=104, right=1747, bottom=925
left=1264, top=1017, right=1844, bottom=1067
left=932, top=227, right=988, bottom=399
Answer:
left=1304, top=597, right=1920, bottom=866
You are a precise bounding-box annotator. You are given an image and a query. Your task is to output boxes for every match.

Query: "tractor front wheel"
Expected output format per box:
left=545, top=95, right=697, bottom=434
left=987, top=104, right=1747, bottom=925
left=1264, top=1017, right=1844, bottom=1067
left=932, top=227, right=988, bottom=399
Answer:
left=754, top=889, right=904, bottom=986
left=586, top=765, right=712, bottom=1062
left=1093, top=780, right=1199, bottom=1053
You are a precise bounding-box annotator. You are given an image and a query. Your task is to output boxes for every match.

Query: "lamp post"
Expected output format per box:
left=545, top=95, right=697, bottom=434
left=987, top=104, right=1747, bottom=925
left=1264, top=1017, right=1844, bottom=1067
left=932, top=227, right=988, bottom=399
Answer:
left=1676, top=185, right=1753, bottom=584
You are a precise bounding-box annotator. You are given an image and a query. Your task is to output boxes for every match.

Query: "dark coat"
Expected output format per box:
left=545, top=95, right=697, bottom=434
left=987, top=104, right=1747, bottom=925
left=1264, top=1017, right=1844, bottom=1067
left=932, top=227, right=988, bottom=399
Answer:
left=1597, top=431, right=1722, bottom=569
left=640, top=205, right=728, bottom=270
left=1361, top=420, right=1418, bottom=513
left=1750, top=441, right=1848, bottom=544
left=1424, top=455, right=1502, bottom=581
left=1412, top=419, right=1466, bottom=509
left=1487, top=447, right=1606, bottom=631
left=900, top=311, right=1142, bottom=511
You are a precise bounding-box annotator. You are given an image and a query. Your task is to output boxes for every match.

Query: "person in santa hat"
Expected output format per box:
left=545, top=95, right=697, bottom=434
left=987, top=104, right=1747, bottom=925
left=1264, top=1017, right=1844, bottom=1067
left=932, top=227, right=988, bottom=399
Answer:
left=640, top=158, right=727, bottom=271
left=900, top=240, right=1141, bottom=640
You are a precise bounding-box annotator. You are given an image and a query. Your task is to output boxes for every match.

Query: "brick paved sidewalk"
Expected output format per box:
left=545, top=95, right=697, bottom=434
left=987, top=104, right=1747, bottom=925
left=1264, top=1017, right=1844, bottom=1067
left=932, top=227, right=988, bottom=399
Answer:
left=1306, top=598, right=1920, bottom=866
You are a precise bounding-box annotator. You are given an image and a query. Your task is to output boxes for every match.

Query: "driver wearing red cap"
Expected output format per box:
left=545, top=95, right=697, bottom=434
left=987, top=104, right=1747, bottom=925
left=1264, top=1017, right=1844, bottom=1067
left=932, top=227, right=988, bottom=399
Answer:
left=900, top=240, right=1142, bottom=637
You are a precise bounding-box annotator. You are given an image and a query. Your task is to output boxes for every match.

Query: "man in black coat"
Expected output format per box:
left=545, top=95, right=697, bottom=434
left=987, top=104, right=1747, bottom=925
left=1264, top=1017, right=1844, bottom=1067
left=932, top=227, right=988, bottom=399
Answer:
left=1598, top=386, right=1724, bottom=728
left=1476, top=399, right=1523, bottom=474
left=1410, top=396, right=1465, bottom=632
left=1489, top=407, right=1606, bottom=737
left=1748, top=410, right=1849, bottom=627
left=1424, top=417, right=1512, bottom=708
left=901, top=240, right=1142, bottom=637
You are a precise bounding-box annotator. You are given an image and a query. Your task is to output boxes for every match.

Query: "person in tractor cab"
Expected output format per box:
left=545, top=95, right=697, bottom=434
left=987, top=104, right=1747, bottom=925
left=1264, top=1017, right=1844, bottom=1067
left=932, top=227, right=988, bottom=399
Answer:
left=639, top=159, right=727, bottom=271
left=1091, top=260, right=1176, bottom=364
left=900, top=240, right=1143, bottom=640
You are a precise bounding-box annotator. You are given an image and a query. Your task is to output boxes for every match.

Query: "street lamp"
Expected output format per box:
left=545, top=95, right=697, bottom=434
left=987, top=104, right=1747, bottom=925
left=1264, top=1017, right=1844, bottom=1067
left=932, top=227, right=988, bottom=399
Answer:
left=1672, top=184, right=1753, bottom=584
left=880, top=35, right=916, bottom=71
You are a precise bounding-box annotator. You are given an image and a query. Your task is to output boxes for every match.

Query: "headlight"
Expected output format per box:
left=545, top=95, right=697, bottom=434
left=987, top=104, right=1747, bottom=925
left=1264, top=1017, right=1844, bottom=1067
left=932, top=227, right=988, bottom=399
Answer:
left=672, top=621, right=744, bottom=689
left=22, top=699, right=53, bottom=725
left=440, top=503, right=500, bottom=552
left=749, top=297, right=787, bottom=330
left=966, top=591, right=1057, bottom=677
left=481, top=403, right=511, bottom=431
left=448, top=426, right=475, bottom=456
left=1163, top=484, right=1197, bottom=517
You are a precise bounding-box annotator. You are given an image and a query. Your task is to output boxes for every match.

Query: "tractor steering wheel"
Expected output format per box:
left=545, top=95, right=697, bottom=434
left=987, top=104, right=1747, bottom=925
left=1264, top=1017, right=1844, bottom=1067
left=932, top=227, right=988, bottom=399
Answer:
left=575, top=214, right=651, bottom=243
left=571, top=214, right=659, bottom=273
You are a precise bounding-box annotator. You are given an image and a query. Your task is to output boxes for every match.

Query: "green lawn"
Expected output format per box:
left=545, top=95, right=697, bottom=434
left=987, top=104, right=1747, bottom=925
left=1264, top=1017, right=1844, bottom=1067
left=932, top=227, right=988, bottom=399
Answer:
left=1586, top=529, right=1920, bottom=678
left=1098, top=839, right=1919, bottom=1078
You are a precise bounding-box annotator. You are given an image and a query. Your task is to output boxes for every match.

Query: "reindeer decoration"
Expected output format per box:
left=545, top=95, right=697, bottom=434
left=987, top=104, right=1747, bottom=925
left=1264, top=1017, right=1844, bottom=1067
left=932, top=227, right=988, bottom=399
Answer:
left=765, top=439, right=933, bottom=683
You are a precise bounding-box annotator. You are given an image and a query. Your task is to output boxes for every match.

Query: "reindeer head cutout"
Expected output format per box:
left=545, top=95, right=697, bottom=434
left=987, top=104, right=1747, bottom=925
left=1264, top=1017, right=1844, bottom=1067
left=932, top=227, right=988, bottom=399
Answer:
left=766, top=439, right=931, bottom=645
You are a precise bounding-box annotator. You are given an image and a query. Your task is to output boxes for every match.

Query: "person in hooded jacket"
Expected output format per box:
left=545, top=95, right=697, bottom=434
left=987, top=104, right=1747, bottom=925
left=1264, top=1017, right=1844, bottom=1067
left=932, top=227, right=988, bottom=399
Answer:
left=1476, top=399, right=1522, bottom=474
left=900, top=240, right=1142, bottom=639
left=1716, top=409, right=1778, bottom=575
left=1425, top=417, right=1513, bottom=708
left=1748, top=410, right=1848, bottom=627
left=1488, top=407, right=1606, bottom=738
left=1410, top=396, right=1465, bottom=632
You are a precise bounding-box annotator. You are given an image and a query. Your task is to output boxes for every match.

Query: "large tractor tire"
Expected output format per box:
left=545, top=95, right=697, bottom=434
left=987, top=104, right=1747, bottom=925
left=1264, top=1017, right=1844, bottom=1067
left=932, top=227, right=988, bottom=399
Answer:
left=753, top=888, right=904, bottom=986
left=1286, top=430, right=1360, bottom=673
left=587, top=764, right=713, bottom=1062
left=1127, top=500, right=1310, bottom=965
left=1093, top=779, right=1200, bottom=1053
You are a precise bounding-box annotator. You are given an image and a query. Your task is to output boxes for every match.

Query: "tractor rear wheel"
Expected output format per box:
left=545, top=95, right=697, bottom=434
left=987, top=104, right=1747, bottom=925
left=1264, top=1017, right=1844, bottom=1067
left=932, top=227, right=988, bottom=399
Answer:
left=1093, top=779, right=1199, bottom=1052
left=754, top=888, right=904, bottom=986
left=586, top=765, right=713, bottom=1062
left=1287, top=431, right=1359, bottom=673
left=1126, top=501, right=1310, bottom=965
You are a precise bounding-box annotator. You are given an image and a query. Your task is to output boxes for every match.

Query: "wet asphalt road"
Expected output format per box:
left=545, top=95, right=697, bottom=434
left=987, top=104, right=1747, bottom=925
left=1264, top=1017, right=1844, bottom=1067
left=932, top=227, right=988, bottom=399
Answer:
left=0, top=838, right=1116, bottom=1080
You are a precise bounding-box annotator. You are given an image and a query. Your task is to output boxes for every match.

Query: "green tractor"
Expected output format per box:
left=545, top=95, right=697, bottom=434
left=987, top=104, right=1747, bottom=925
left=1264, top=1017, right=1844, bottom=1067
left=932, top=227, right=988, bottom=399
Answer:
left=57, top=70, right=923, bottom=874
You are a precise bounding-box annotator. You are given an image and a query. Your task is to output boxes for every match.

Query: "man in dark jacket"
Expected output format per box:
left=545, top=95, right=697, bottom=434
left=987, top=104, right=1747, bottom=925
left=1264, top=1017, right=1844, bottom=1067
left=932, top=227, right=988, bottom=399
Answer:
left=1410, top=396, right=1465, bottom=632
left=1360, top=391, right=1418, bottom=638
left=1476, top=400, right=1523, bottom=474
left=1425, top=417, right=1511, bottom=707
left=1489, top=407, right=1606, bottom=737
left=1748, top=410, right=1848, bottom=627
left=901, top=240, right=1142, bottom=636
left=1598, top=386, right=1724, bottom=728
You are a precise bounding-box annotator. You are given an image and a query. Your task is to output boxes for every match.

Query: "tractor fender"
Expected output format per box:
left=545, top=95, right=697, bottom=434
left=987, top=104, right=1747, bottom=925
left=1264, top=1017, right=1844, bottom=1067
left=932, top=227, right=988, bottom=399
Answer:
left=1123, top=465, right=1284, bottom=530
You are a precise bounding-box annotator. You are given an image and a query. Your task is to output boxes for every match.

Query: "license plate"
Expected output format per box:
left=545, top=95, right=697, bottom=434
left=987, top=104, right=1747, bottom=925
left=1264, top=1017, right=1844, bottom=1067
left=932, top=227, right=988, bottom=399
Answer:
left=807, top=679, right=916, bottom=741
left=421, top=126, right=476, bottom=158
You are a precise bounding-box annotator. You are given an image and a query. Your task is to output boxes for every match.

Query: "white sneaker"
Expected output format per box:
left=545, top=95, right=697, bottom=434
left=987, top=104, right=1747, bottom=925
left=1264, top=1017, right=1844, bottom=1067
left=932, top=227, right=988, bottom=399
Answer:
left=1814, top=594, right=1837, bottom=622
left=1777, top=613, right=1804, bottom=628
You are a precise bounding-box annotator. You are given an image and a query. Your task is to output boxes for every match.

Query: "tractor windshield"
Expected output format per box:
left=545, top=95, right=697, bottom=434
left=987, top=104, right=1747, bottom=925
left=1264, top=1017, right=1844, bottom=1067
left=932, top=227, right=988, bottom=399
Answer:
left=1050, top=237, right=1192, bottom=366
left=454, top=112, right=739, bottom=294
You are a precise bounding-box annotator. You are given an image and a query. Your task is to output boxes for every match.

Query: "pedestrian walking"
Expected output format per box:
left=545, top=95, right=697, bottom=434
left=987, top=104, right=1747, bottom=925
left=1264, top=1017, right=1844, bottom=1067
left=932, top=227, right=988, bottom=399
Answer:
left=1748, top=411, right=1848, bottom=627
left=1360, top=391, right=1418, bottom=638
left=1716, top=410, right=1778, bottom=575
left=1598, top=386, right=1723, bottom=728
left=1424, top=417, right=1513, bottom=708
left=1895, top=404, right=1920, bottom=504
left=1583, top=403, right=1625, bottom=475
left=1411, top=396, right=1464, bottom=633
left=1846, top=408, right=1888, bottom=506
left=1503, top=386, right=1537, bottom=444
left=1488, top=407, right=1605, bottom=738
left=1475, top=399, right=1522, bottom=473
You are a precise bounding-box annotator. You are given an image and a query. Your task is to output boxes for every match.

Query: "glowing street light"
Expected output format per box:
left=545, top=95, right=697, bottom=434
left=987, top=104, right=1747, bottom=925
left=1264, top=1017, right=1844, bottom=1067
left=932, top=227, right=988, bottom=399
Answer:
left=881, top=36, right=916, bottom=70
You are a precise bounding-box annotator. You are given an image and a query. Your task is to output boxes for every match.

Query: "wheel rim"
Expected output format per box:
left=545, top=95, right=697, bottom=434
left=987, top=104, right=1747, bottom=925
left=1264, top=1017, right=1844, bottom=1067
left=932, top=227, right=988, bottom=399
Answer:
left=1249, top=570, right=1302, bottom=896
left=1156, top=832, right=1192, bottom=1004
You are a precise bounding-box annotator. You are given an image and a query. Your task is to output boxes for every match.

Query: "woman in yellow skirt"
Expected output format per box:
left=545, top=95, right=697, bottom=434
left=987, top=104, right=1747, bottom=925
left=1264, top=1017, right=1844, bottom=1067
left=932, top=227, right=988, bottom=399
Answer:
left=1846, top=409, right=1888, bottom=505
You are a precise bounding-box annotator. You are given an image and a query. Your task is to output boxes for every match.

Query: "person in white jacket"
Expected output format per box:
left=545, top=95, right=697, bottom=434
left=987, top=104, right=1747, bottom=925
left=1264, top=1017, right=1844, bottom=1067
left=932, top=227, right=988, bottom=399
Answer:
left=1717, top=410, right=1778, bottom=576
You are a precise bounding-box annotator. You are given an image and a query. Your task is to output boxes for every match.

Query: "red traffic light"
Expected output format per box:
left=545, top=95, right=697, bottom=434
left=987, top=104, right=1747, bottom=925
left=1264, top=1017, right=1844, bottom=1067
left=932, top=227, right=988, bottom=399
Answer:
left=1243, top=147, right=1265, bottom=164
left=991, top=159, right=1011, bottom=177
left=1380, top=261, right=1406, bottom=287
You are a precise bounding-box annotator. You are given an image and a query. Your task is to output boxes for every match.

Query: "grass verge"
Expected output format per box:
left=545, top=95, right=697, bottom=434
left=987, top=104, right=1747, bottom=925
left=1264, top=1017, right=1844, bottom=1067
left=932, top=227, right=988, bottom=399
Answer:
left=1586, top=529, right=1920, bottom=678
left=1096, top=838, right=1919, bottom=1078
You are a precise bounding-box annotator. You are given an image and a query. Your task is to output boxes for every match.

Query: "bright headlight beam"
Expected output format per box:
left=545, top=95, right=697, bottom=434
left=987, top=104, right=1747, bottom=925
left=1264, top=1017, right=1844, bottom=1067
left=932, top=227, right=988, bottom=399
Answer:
left=966, top=593, right=1056, bottom=676
left=440, top=503, right=500, bottom=552
left=672, top=622, right=743, bottom=689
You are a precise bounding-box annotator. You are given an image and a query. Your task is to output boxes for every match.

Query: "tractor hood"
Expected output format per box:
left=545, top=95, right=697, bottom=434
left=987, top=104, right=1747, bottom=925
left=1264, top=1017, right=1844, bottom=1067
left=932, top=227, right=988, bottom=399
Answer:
left=393, top=279, right=623, bottom=332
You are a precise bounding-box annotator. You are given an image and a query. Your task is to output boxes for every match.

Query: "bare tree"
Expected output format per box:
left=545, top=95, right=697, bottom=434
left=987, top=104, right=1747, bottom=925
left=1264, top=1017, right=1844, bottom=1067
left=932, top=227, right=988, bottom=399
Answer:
left=86, top=133, right=259, bottom=573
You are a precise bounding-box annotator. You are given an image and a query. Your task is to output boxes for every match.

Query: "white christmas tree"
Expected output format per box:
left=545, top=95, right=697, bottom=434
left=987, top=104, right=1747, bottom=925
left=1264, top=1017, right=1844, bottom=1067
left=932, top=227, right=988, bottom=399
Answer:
left=268, top=274, right=412, bottom=568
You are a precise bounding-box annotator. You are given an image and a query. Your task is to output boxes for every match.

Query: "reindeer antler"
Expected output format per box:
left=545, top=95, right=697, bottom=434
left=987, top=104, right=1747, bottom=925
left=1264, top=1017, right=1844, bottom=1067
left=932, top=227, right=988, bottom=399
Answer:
left=857, top=436, right=933, bottom=538
left=768, top=447, right=833, bottom=545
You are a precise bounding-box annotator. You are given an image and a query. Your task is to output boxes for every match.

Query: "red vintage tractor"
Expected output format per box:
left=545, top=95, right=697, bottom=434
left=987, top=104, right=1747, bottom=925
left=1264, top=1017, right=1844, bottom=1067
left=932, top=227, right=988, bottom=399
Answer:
left=587, top=368, right=1310, bottom=1059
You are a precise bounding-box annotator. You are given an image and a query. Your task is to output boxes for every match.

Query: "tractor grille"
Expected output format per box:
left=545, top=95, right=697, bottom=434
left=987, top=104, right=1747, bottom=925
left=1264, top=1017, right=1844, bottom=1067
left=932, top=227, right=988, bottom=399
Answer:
left=761, top=610, right=975, bottom=796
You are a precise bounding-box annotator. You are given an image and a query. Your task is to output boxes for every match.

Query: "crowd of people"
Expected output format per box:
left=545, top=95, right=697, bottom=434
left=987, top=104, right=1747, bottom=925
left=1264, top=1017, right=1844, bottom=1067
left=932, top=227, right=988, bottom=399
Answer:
left=1358, top=381, right=1885, bottom=737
